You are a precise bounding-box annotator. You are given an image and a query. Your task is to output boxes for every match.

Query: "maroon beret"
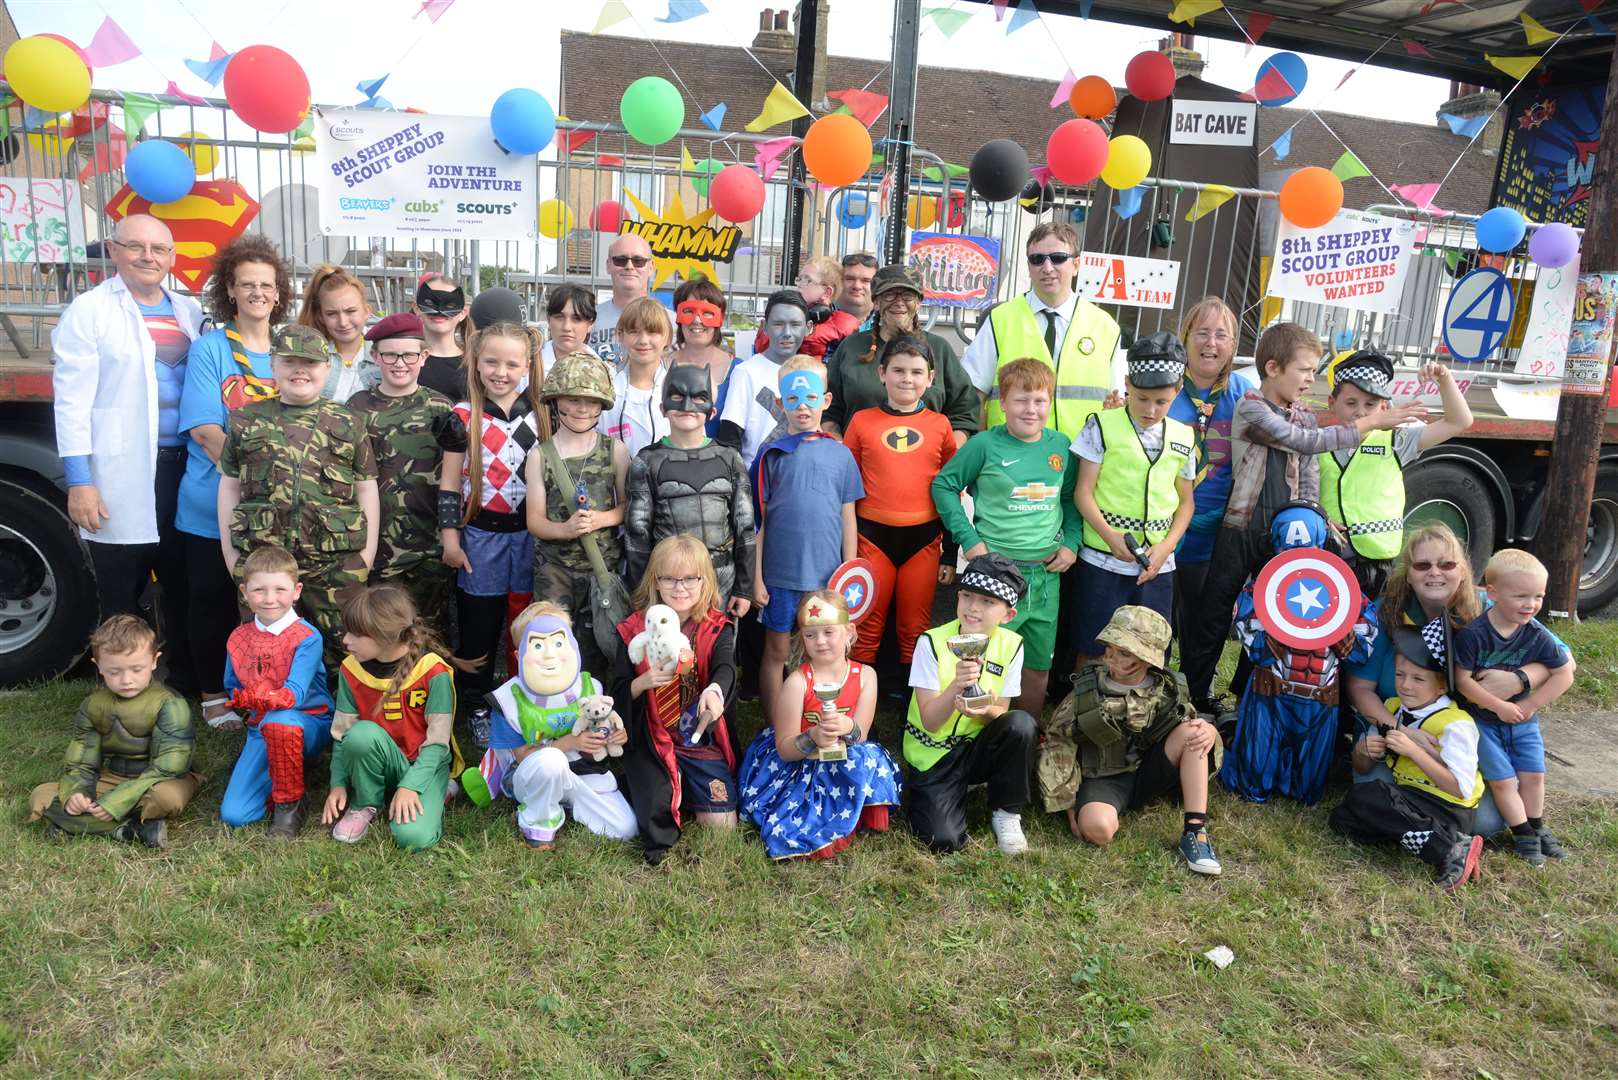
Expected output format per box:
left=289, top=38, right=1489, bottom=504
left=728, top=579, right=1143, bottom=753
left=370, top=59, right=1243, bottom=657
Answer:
left=364, top=312, right=427, bottom=342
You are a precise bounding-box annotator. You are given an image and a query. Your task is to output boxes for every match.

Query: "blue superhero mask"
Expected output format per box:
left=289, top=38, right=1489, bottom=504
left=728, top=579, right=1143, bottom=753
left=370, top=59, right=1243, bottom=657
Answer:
left=779, top=369, right=826, bottom=411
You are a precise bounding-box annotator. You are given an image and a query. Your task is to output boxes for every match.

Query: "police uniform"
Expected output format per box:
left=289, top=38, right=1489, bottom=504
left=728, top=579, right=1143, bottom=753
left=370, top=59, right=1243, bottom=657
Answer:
left=1318, top=351, right=1410, bottom=595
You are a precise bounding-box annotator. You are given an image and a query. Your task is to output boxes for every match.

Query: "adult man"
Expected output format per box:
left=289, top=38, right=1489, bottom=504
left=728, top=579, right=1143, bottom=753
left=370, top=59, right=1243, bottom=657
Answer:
left=53, top=214, right=206, bottom=685
left=586, top=232, right=660, bottom=365
left=961, top=221, right=1120, bottom=441
left=837, top=253, right=878, bottom=324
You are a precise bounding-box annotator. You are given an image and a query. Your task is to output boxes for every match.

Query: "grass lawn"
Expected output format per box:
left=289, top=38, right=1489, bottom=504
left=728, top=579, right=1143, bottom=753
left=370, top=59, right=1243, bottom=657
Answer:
left=3, top=632, right=1617, bottom=1079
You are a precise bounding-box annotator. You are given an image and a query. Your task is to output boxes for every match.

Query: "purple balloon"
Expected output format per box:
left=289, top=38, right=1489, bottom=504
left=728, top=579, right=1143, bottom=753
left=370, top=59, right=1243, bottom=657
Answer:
left=1528, top=221, right=1579, bottom=269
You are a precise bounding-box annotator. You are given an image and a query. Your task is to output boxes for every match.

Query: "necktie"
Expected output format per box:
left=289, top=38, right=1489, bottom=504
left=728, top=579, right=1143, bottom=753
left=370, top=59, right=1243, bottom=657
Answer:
left=1043, top=309, right=1058, bottom=357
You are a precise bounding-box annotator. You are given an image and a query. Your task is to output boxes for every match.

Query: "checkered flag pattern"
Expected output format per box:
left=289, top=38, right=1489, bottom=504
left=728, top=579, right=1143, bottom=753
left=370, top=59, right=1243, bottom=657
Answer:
left=1348, top=518, right=1404, bottom=536
left=1338, top=363, right=1391, bottom=395
left=1128, top=357, right=1185, bottom=378
left=1101, top=510, right=1173, bottom=533
left=1400, top=829, right=1432, bottom=855
left=959, top=570, right=1020, bottom=606
left=1420, top=616, right=1447, bottom=667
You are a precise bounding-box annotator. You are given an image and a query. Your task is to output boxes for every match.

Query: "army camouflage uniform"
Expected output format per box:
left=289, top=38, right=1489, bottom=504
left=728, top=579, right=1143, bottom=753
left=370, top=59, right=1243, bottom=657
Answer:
left=29, top=683, right=202, bottom=835
left=348, top=385, right=457, bottom=629
left=533, top=435, right=622, bottom=675
left=221, top=394, right=377, bottom=667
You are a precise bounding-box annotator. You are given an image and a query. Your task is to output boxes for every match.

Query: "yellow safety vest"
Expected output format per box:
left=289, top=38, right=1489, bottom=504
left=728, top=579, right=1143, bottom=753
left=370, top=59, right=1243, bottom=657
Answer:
left=1383, top=696, right=1483, bottom=808
left=984, top=296, right=1119, bottom=439
left=1319, top=429, right=1406, bottom=560
left=1082, top=408, right=1193, bottom=553
left=904, top=620, right=1024, bottom=772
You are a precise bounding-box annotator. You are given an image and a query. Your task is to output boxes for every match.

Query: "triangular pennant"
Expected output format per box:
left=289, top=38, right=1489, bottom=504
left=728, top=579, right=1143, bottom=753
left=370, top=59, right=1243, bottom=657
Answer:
left=1246, top=12, right=1273, bottom=47
left=122, top=91, right=163, bottom=132
left=1330, top=150, right=1372, bottom=181
left=593, top=0, right=631, bottom=33
left=563, top=128, right=597, bottom=153
left=357, top=96, right=393, bottom=111
left=85, top=17, right=142, bottom=68
left=1253, top=66, right=1302, bottom=102
left=656, top=0, right=707, bottom=22
left=680, top=142, right=698, bottom=177
left=164, top=82, right=207, bottom=106
left=356, top=75, right=389, bottom=100
left=417, top=0, right=456, bottom=21
left=1485, top=53, right=1540, bottom=80
left=1049, top=70, right=1077, bottom=109
left=78, top=126, right=129, bottom=182
left=1185, top=184, right=1235, bottom=221
left=1030, top=165, right=1052, bottom=185
left=1336, top=68, right=1357, bottom=90
left=993, top=0, right=1010, bottom=19
left=1403, top=39, right=1431, bottom=57
left=184, top=49, right=233, bottom=86
left=1079, top=0, right=1094, bottom=16
left=0, top=98, right=11, bottom=142
left=923, top=7, right=973, bottom=37
left=1007, top=0, right=1039, bottom=33
left=293, top=114, right=315, bottom=140
left=1391, top=181, right=1441, bottom=209
left=1439, top=111, right=1487, bottom=137
left=1169, top=0, right=1223, bottom=26
left=922, top=162, right=970, bottom=181
left=22, top=106, right=58, bottom=131
left=1114, top=185, right=1146, bottom=220
left=744, top=82, right=810, bottom=132
left=1266, top=125, right=1293, bottom=160
left=699, top=102, right=726, bottom=131
left=1519, top=12, right=1557, bottom=45
left=1580, top=0, right=1602, bottom=11
left=1589, top=12, right=1614, bottom=34
left=754, top=135, right=794, bottom=181
left=827, top=88, right=888, bottom=127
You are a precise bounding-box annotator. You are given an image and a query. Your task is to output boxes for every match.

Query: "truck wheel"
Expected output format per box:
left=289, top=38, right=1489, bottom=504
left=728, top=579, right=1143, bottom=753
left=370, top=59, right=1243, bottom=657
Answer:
left=0, top=480, right=96, bottom=686
left=1402, top=461, right=1496, bottom=573
left=1578, top=463, right=1618, bottom=615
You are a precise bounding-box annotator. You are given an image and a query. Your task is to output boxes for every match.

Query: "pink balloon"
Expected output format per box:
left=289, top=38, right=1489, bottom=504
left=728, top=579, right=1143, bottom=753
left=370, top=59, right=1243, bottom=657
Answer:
left=589, top=200, right=624, bottom=232
left=710, top=163, right=765, bottom=223
left=1046, top=119, right=1109, bottom=186
left=1125, top=51, right=1177, bottom=101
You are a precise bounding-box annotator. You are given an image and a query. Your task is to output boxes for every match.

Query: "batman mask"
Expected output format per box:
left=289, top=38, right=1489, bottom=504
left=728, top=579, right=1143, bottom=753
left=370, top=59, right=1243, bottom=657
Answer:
left=416, top=280, right=466, bottom=317
left=662, top=363, right=714, bottom=414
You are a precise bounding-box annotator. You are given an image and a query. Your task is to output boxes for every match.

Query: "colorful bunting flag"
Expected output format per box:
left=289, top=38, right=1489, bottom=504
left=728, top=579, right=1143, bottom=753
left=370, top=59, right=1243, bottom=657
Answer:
left=79, top=127, right=129, bottom=182
left=1485, top=53, right=1540, bottom=80
left=1030, top=165, right=1053, bottom=186
left=680, top=142, right=698, bottom=176
left=993, top=0, right=1010, bottom=19
left=1589, top=12, right=1614, bottom=34
left=184, top=43, right=232, bottom=87
left=1439, top=111, right=1488, bottom=137
left=1185, top=184, right=1235, bottom=221
left=922, top=162, right=970, bottom=181
left=357, top=96, right=393, bottom=111
left=1007, top=0, right=1039, bottom=33
left=923, top=7, right=973, bottom=37
left=1049, top=70, right=1077, bottom=109
left=1266, top=126, right=1293, bottom=161
left=1169, top=0, right=1223, bottom=26
left=1114, top=185, right=1146, bottom=220
left=563, top=128, right=597, bottom=154
left=1519, top=13, right=1557, bottom=45
left=1335, top=68, right=1357, bottom=90
left=357, top=75, right=389, bottom=100
left=656, top=0, right=707, bottom=22
left=164, top=82, right=207, bottom=106
left=827, top=88, right=888, bottom=127
left=1079, top=0, right=1094, bottom=16
left=121, top=91, right=160, bottom=132
left=417, top=0, right=456, bottom=21
left=699, top=102, right=726, bottom=131
left=293, top=115, right=315, bottom=141
left=744, top=82, right=810, bottom=132
left=1391, top=182, right=1441, bottom=209
left=1250, top=65, right=1302, bottom=103
left=1330, top=150, right=1372, bottom=181
left=753, top=136, right=794, bottom=181
left=593, top=0, right=631, bottom=33
left=85, top=16, right=141, bottom=68
left=1580, top=0, right=1602, bottom=12
left=1246, top=12, right=1273, bottom=47
left=1403, top=39, right=1431, bottom=57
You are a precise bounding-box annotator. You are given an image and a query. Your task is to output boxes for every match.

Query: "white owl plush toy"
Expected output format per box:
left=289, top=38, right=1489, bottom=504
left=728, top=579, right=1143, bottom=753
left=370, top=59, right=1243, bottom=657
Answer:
left=627, top=604, right=692, bottom=673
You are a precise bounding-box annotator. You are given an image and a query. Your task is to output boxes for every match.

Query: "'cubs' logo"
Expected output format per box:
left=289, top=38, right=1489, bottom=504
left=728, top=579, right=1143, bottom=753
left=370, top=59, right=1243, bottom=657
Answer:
left=883, top=426, right=924, bottom=453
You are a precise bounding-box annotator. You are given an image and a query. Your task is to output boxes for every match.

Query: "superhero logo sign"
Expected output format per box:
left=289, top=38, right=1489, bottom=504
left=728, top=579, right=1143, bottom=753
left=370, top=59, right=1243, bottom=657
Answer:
left=1252, top=548, right=1362, bottom=651
left=827, top=558, right=877, bottom=623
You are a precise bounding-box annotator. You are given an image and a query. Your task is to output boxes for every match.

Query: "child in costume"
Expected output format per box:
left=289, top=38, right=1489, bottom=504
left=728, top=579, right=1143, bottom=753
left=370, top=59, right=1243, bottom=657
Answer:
left=527, top=349, right=630, bottom=677
left=216, top=324, right=379, bottom=668
left=905, top=553, right=1039, bottom=855
left=1071, top=332, right=1197, bottom=663
left=322, top=586, right=471, bottom=851
left=750, top=352, right=864, bottom=719
left=1332, top=616, right=1486, bottom=891
left=615, top=535, right=742, bottom=865
left=439, top=321, right=550, bottom=702
left=218, top=545, right=334, bottom=839
left=624, top=363, right=756, bottom=617
left=414, top=273, right=470, bottom=402
left=718, top=288, right=811, bottom=468
left=1220, top=503, right=1377, bottom=805
left=739, top=589, right=900, bottom=860
left=841, top=334, right=957, bottom=672
left=29, top=615, right=199, bottom=848
left=1038, top=606, right=1222, bottom=876
left=1454, top=548, right=1575, bottom=865
left=461, top=602, right=636, bottom=848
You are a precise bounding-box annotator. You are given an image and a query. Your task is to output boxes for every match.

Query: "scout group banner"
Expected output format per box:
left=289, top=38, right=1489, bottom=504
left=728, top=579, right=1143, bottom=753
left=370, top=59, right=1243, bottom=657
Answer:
left=1268, top=208, right=1416, bottom=314
left=314, top=108, right=538, bottom=241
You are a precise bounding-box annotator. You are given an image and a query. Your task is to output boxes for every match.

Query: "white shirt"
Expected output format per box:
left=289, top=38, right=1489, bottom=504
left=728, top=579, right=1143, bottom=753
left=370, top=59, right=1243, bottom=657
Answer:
left=599, top=364, right=668, bottom=457
left=718, top=353, right=789, bottom=468
left=908, top=631, right=1024, bottom=699
left=961, top=289, right=1081, bottom=394
left=1071, top=412, right=1196, bottom=576
left=1400, top=693, right=1480, bottom=802
left=254, top=609, right=300, bottom=636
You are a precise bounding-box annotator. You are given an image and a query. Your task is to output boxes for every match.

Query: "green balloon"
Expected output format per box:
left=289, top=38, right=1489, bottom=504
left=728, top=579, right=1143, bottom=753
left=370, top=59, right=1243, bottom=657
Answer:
left=620, top=76, right=684, bottom=146
left=692, top=158, right=723, bottom=198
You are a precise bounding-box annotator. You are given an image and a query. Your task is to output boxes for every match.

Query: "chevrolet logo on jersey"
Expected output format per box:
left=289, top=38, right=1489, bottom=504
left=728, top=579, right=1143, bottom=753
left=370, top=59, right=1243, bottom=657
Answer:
left=1011, top=482, right=1060, bottom=501
left=883, top=425, right=925, bottom=452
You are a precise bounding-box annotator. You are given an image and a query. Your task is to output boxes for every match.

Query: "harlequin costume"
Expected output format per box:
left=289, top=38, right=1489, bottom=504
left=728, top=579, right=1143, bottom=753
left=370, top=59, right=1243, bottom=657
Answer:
left=614, top=606, right=739, bottom=863
left=218, top=611, right=333, bottom=828
left=329, top=651, right=462, bottom=851
left=1220, top=505, right=1377, bottom=806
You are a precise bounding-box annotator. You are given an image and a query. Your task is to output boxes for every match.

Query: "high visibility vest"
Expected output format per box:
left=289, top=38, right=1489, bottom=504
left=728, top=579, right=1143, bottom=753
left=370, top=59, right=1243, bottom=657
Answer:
left=1082, top=408, right=1193, bottom=553
left=984, top=296, right=1119, bottom=439
left=1319, top=429, right=1406, bottom=560
left=1384, top=697, right=1483, bottom=808
left=903, top=620, right=1024, bottom=772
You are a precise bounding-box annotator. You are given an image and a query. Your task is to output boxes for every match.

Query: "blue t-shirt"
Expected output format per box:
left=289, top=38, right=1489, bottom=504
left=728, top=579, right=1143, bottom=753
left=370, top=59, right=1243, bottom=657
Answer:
left=137, top=296, right=192, bottom=446
left=759, top=433, right=865, bottom=591
left=174, top=328, right=275, bottom=538
left=1169, top=369, right=1255, bottom=563
left=1453, top=612, right=1568, bottom=723
left=1349, top=593, right=1569, bottom=701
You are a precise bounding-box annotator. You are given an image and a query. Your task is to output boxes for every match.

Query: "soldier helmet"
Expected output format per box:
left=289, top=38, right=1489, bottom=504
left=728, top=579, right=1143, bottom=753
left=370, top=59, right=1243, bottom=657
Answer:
left=1096, top=605, right=1171, bottom=668
left=541, top=350, right=615, bottom=406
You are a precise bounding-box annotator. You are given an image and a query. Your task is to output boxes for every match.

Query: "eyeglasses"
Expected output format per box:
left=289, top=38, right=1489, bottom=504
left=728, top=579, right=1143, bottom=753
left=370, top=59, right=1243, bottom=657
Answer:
left=113, top=240, right=175, bottom=257
left=376, top=350, right=423, bottom=365
left=610, top=255, right=652, bottom=268
left=656, top=575, right=703, bottom=591
left=880, top=291, right=918, bottom=305
left=1027, top=252, right=1074, bottom=267
left=1191, top=329, right=1233, bottom=344
left=234, top=282, right=278, bottom=295
left=1410, top=560, right=1459, bottom=573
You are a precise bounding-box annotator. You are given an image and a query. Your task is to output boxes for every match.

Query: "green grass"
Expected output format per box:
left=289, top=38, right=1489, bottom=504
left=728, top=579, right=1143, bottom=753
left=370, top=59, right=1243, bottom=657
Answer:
left=4, top=666, right=1617, bottom=1078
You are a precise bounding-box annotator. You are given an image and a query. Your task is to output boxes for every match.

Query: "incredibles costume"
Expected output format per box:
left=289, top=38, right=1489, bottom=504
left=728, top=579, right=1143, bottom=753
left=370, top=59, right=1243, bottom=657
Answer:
left=218, top=614, right=334, bottom=827
left=843, top=403, right=957, bottom=664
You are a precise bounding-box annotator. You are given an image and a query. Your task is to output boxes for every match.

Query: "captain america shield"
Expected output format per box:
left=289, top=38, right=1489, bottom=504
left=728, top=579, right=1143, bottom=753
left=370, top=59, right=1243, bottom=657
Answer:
left=827, top=558, right=877, bottom=622
left=1252, top=548, right=1363, bottom=651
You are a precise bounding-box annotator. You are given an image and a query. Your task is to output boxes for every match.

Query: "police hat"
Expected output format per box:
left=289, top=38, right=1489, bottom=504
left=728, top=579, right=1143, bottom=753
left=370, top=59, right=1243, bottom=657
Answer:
left=958, top=552, right=1026, bottom=607
left=1327, top=349, right=1395, bottom=399
left=1391, top=614, right=1454, bottom=694
left=1125, top=331, right=1187, bottom=389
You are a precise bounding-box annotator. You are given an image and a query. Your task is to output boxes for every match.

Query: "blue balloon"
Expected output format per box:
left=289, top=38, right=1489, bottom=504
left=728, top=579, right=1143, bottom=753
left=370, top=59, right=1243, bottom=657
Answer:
left=490, top=88, right=555, bottom=155
left=835, top=191, right=872, bottom=230
left=1254, top=52, right=1309, bottom=107
left=125, top=140, right=196, bottom=204
left=1476, top=206, right=1527, bottom=254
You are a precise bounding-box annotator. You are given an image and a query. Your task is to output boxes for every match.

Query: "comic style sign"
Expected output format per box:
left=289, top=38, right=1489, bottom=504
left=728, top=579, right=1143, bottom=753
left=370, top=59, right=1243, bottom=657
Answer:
left=1252, top=548, right=1362, bottom=651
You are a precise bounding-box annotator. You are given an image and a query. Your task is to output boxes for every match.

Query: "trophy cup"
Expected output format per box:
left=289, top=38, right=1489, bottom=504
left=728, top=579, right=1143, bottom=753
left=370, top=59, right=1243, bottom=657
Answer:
left=811, top=679, right=848, bottom=762
left=946, top=633, right=991, bottom=709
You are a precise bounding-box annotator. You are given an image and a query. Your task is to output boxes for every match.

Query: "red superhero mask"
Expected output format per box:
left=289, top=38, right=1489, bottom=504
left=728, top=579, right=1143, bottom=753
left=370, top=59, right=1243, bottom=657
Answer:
left=676, top=300, right=723, bottom=328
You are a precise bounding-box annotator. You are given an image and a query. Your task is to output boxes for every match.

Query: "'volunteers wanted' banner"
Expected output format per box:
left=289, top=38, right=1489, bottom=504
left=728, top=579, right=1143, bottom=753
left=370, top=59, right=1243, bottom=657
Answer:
left=316, top=108, right=538, bottom=241
left=1269, top=208, right=1416, bottom=314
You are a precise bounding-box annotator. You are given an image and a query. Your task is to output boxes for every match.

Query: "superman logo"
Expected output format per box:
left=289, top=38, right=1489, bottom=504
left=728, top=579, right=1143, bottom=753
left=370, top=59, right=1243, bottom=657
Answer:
left=105, top=179, right=260, bottom=291
left=220, top=373, right=278, bottom=410
left=882, top=425, right=924, bottom=453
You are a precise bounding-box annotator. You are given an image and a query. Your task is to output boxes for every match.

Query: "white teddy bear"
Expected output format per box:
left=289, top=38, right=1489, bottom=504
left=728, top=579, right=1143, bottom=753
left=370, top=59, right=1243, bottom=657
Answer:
left=570, top=694, right=626, bottom=761
left=627, top=604, right=692, bottom=673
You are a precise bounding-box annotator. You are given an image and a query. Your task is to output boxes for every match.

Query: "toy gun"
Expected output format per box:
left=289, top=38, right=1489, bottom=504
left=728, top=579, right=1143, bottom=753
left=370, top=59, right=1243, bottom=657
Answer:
left=574, top=478, right=590, bottom=513
left=1124, top=533, right=1152, bottom=571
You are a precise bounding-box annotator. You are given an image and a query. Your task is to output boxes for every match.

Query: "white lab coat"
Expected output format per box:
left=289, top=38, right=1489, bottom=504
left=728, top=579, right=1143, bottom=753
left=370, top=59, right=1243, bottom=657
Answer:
left=52, top=275, right=205, bottom=544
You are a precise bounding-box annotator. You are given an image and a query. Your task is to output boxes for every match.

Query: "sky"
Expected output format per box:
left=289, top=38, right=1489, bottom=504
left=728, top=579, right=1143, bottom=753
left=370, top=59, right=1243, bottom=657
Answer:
left=13, top=0, right=1456, bottom=128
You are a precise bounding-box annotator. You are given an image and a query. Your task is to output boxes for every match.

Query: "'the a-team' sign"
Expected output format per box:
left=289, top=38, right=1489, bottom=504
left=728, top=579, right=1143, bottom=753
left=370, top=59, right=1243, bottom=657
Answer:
left=1169, top=99, right=1258, bottom=147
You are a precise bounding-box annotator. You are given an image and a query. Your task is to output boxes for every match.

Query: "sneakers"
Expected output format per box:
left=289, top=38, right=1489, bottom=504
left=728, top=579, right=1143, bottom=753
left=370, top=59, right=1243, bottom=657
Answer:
left=990, top=809, right=1028, bottom=856
left=1179, top=828, right=1222, bottom=876
left=1512, top=831, right=1547, bottom=867
left=331, top=805, right=378, bottom=844
left=1537, top=826, right=1568, bottom=860
left=265, top=798, right=307, bottom=842
left=113, top=818, right=168, bottom=848
left=1435, top=835, right=1485, bottom=892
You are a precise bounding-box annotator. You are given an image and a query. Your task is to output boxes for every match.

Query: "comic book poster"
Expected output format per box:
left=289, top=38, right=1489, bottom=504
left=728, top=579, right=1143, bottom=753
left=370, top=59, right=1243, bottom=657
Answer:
left=1492, top=82, right=1606, bottom=228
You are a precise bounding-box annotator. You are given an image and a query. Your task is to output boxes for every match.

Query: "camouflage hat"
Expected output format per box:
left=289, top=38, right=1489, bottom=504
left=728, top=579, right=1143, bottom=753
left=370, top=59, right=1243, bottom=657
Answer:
left=541, top=349, right=615, bottom=406
left=871, top=264, right=924, bottom=299
left=271, top=324, right=334, bottom=364
left=1096, top=605, right=1171, bottom=668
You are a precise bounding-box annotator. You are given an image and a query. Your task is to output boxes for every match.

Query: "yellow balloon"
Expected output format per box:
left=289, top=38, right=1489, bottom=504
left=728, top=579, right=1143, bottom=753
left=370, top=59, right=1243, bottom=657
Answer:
left=1100, top=134, right=1152, bottom=190
left=179, top=131, right=220, bottom=176
left=23, top=130, right=75, bottom=160
left=538, top=199, right=575, bottom=239
left=5, top=36, right=91, bottom=114
left=907, top=195, right=938, bottom=230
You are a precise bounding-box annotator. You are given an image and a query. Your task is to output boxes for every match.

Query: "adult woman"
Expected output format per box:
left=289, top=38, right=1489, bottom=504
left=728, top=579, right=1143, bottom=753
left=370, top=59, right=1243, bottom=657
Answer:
left=174, top=234, right=293, bottom=728
left=823, top=264, right=978, bottom=444
left=297, top=264, right=379, bottom=401
left=1168, top=297, right=1255, bottom=639
left=670, top=278, right=736, bottom=437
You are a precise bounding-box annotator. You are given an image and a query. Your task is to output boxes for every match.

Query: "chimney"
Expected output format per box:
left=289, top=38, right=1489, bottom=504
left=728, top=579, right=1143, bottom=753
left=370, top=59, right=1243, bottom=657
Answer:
left=1437, top=81, right=1504, bottom=155
left=753, top=7, right=794, bottom=51
left=791, top=1, right=832, bottom=108
left=1159, top=32, right=1205, bottom=81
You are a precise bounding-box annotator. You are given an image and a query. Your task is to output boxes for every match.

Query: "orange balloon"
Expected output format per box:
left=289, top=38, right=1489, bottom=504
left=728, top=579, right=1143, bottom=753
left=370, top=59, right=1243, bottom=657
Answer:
left=1069, top=75, right=1116, bottom=120
left=802, top=113, right=873, bottom=188
left=1278, top=166, right=1344, bottom=229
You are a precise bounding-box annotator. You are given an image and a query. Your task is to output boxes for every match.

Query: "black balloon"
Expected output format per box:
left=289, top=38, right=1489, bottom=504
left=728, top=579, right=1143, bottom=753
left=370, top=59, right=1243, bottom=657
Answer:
left=1018, top=177, right=1054, bottom=216
left=0, top=134, right=19, bottom=168
left=969, top=138, right=1030, bottom=203
left=470, top=286, right=526, bottom=329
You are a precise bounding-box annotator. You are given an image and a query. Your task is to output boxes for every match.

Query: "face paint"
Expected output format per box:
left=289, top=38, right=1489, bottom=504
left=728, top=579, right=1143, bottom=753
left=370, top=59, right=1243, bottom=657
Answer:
left=763, top=303, right=809, bottom=360
left=416, top=281, right=466, bottom=317
left=662, top=363, right=714, bottom=413
left=779, top=368, right=826, bottom=411
left=675, top=299, right=723, bottom=328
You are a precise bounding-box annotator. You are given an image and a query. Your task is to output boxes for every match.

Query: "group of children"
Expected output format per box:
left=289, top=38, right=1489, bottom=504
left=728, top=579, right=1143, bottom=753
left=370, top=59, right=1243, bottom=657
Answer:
left=31, top=277, right=1576, bottom=890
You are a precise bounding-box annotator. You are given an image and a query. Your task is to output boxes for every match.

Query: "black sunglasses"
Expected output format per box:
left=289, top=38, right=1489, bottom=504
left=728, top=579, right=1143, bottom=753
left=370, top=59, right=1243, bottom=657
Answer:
left=841, top=254, right=879, bottom=269
left=611, top=255, right=652, bottom=268
left=1027, top=252, right=1074, bottom=267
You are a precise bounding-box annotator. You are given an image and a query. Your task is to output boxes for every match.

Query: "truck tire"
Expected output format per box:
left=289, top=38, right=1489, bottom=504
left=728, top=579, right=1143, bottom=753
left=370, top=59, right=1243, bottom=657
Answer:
left=1578, top=463, right=1618, bottom=615
left=1402, top=460, right=1496, bottom=573
left=0, top=480, right=96, bottom=686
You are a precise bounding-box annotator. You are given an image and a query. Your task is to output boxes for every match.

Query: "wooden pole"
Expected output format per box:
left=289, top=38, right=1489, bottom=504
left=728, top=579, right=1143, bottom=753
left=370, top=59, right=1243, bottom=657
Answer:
left=1540, top=44, right=1618, bottom=621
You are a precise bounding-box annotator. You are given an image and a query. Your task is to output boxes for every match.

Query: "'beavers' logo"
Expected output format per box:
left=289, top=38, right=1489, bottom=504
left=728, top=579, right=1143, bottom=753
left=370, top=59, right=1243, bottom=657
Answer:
left=883, top=426, right=925, bottom=453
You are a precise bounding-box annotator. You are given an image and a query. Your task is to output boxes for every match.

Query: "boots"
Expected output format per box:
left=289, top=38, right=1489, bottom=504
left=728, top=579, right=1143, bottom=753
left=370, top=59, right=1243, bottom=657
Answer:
left=113, top=817, right=168, bottom=849
left=1431, top=834, right=1484, bottom=892
left=265, top=798, right=307, bottom=842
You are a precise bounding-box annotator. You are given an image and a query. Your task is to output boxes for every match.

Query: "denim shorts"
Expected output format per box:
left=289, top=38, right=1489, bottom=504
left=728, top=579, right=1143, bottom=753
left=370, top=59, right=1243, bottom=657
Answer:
left=1475, top=717, right=1546, bottom=780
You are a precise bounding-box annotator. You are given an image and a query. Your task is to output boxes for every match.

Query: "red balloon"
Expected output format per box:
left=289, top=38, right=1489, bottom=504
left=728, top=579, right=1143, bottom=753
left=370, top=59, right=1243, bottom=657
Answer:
left=1045, top=119, right=1109, bottom=186
left=38, top=33, right=93, bottom=80
left=1125, top=51, right=1177, bottom=101
left=589, top=200, right=624, bottom=232
left=223, top=45, right=311, bottom=134
left=710, top=164, right=765, bottom=223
